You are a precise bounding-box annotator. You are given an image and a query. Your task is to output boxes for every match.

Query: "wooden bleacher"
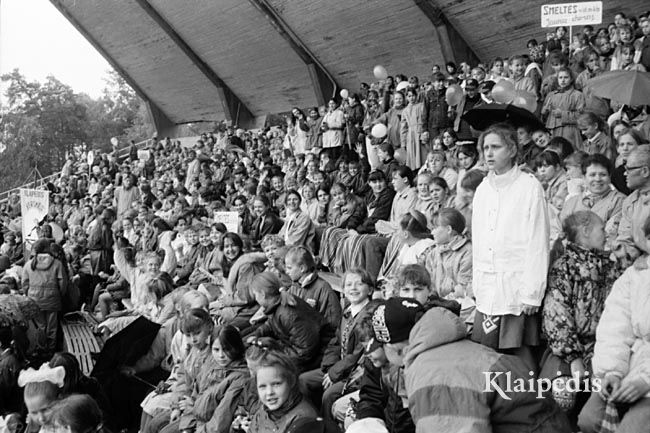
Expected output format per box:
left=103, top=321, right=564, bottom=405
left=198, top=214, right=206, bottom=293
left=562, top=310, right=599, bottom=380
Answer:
left=61, top=312, right=102, bottom=376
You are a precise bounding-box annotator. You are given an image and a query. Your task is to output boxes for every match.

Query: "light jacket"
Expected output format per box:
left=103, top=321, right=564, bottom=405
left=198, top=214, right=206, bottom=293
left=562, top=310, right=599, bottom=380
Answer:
left=419, top=236, right=472, bottom=298
left=472, top=165, right=550, bottom=315
left=593, top=266, right=650, bottom=396
left=404, top=308, right=572, bottom=433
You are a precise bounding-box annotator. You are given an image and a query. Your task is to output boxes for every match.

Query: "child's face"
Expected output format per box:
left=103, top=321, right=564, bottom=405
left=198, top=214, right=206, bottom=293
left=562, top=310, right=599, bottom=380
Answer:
left=557, top=71, right=571, bottom=88
left=618, top=133, right=639, bottom=160
left=458, top=152, right=474, bottom=170
left=579, top=122, right=599, bottom=139
left=198, top=231, right=211, bottom=247
left=432, top=79, right=445, bottom=91
left=433, top=222, right=453, bottom=245
left=145, top=258, right=161, bottom=275
left=400, top=283, right=429, bottom=305
left=263, top=243, right=279, bottom=261
left=223, top=237, right=241, bottom=261
left=510, top=59, right=525, bottom=77
left=621, top=49, right=634, bottom=65
left=343, top=273, right=372, bottom=305
left=212, top=338, right=232, bottom=367
left=532, top=131, right=551, bottom=148
left=256, top=366, right=291, bottom=412
left=187, top=327, right=211, bottom=350
left=416, top=177, right=431, bottom=198
left=430, top=183, right=447, bottom=203
left=314, top=172, right=325, bottom=184
left=272, top=177, right=283, bottom=192
left=25, top=394, right=54, bottom=427
left=185, top=230, right=199, bottom=246
left=284, top=257, right=305, bottom=282
left=537, top=164, right=558, bottom=182
left=210, top=228, right=224, bottom=246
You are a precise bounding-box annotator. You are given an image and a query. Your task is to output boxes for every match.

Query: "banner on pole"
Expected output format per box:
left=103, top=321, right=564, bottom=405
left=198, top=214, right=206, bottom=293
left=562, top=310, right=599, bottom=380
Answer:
left=541, top=2, right=602, bottom=28
left=20, top=189, right=49, bottom=244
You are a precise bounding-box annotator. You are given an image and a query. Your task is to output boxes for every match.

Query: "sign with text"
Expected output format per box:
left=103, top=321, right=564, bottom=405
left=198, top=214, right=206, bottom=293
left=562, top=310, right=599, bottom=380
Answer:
left=213, top=211, right=240, bottom=234
left=20, top=189, right=49, bottom=244
left=541, top=2, right=602, bottom=28
left=137, top=150, right=151, bottom=161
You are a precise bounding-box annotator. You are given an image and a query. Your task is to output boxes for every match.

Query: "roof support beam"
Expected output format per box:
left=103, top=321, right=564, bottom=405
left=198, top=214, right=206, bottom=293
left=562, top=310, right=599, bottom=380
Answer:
left=133, top=0, right=255, bottom=127
left=414, top=0, right=481, bottom=66
left=248, top=0, right=338, bottom=106
left=50, top=0, right=174, bottom=129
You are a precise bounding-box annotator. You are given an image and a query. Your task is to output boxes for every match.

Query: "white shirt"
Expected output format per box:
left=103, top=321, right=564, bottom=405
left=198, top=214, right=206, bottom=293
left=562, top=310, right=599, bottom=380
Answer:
left=471, top=165, right=550, bottom=315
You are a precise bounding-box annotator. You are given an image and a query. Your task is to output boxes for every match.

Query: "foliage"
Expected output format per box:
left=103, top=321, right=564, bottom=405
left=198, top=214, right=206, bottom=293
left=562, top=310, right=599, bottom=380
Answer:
left=0, top=69, right=152, bottom=192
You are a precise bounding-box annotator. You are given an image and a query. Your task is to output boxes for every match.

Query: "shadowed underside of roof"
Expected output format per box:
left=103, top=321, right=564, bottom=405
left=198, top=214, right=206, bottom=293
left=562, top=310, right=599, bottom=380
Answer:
left=50, top=0, right=642, bottom=131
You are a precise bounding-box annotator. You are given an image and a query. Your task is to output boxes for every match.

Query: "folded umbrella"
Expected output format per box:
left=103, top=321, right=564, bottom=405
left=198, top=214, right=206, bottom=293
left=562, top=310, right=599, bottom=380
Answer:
left=461, top=103, right=545, bottom=132
left=586, top=70, right=650, bottom=106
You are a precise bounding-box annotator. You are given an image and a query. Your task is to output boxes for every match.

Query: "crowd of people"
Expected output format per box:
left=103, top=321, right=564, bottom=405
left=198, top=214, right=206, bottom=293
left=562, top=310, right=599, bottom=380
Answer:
left=1, top=9, right=650, bottom=433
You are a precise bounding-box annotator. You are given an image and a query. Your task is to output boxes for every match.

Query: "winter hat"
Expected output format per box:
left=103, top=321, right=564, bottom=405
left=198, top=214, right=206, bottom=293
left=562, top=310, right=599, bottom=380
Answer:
left=372, top=298, right=424, bottom=344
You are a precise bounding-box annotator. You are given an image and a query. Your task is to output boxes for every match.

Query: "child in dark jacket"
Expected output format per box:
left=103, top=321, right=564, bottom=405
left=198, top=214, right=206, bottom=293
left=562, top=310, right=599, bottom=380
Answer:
left=0, top=326, right=23, bottom=415
left=284, top=246, right=341, bottom=332
left=248, top=272, right=328, bottom=373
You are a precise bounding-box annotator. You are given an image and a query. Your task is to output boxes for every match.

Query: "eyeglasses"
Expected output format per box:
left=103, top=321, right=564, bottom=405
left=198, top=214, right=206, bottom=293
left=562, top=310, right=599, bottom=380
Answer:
left=624, top=165, right=646, bottom=172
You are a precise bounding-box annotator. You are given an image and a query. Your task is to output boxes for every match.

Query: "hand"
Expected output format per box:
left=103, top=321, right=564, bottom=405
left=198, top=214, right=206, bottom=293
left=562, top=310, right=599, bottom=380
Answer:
left=170, top=409, right=181, bottom=422
left=610, top=377, right=650, bottom=403
left=599, top=375, right=621, bottom=401
left=178, top=396, right=193, bottom=411
left=570, top=358, right=586, bottom=379
left=521, top=303, right=539, bottom=315
left=355, top=143, right=364, bottom=156
left=322, top=374, right=333, bottom=389
left=348, top=229, right=359, bottom=236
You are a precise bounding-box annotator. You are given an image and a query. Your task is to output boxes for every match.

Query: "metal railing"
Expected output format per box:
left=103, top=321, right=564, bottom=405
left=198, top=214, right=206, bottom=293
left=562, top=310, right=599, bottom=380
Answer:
left=0, top=139, right=150, bottom=204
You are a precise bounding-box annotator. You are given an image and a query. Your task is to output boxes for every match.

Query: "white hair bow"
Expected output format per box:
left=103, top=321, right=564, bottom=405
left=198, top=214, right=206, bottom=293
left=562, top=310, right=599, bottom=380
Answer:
left=17, top=364, right=66, bottom=388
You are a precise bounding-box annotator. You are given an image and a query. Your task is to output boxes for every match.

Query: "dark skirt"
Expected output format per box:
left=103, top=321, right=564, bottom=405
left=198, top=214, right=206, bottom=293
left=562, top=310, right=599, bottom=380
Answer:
left=471, top=310, right=541, bottom=350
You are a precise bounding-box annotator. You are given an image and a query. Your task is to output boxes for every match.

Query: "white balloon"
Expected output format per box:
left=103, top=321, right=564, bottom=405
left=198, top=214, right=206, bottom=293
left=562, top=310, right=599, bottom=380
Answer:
left=110, top=137, right=118, bottom=146
left=371, top=123, right=388, bottom=138
left=373, top=65, right=388, bottom=80
left=340, top=89, right=349, bottom=99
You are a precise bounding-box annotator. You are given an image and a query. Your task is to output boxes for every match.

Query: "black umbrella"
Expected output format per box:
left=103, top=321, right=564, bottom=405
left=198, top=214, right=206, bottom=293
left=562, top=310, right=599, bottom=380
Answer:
left=462, top=103, right=545, bottom=132
left=91, top=316, right=161, bottom=379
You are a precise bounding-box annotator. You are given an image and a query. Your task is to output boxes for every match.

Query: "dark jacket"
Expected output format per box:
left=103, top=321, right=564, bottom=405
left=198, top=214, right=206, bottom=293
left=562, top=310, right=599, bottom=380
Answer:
left=287, top=272, right=341, bottom=333
left=253, top=292, right=326, bottom=372
left=423, top=88, right=451, bottom=134
left=381, top=158, right=400, bottom=183
left=322, top=301, right=375, bottom=381
left=250, top=212, right=284, bottom=249
left=356, top=362, right=415, bottom=433
left=22, top=254, right=67, bottom=311
left=356, top=188, right=396, bottom=234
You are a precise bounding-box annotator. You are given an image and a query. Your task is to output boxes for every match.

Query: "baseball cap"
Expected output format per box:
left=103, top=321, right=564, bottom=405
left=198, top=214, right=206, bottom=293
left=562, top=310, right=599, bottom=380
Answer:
left=372, top=297, right=424, bottom=344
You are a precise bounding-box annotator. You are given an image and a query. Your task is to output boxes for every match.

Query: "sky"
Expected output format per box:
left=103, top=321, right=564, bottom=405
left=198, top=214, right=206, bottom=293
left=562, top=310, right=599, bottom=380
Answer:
left=0, top=0, right=113, bottom=99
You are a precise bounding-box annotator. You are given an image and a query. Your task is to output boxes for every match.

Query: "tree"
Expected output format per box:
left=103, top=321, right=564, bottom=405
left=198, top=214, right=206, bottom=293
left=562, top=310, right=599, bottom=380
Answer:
left=0, top=69, right=152, bottom=192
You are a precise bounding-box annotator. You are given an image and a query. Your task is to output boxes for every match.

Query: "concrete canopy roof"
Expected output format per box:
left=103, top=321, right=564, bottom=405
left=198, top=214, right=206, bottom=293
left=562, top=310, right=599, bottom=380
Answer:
left=51, top=0, right=643, bottom=131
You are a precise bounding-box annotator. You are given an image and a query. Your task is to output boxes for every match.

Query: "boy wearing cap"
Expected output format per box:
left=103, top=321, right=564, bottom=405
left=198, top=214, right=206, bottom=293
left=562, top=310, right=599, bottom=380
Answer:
left=349, top=297, right=424, bottom=433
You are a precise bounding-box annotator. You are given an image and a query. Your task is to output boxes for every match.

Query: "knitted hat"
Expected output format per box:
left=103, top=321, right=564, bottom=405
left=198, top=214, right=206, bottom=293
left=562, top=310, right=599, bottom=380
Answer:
left=372, top=298, right=424, bottom=344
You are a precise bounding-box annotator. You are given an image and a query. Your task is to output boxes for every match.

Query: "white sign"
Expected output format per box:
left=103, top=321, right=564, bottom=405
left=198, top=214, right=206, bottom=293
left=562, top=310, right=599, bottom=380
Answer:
left=213, top=211, right=240, bottom=233
left=541, top=2, right=602, bottom=28
left=137, top=150, right=151, bottom=161
left=87, top=151, right=95, bottom=165
left=20, top=189, right=49, bottom=244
